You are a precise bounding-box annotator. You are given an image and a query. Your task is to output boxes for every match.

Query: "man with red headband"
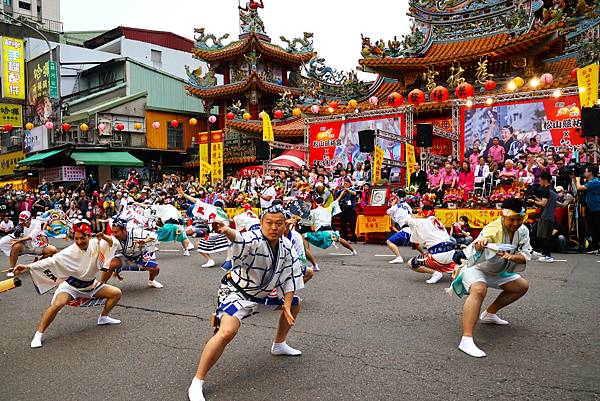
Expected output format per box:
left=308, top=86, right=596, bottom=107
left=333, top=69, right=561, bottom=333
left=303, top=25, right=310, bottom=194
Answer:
left=13, top=219, right=122, bottom=348
left=404, top=205, right=457, bottom=284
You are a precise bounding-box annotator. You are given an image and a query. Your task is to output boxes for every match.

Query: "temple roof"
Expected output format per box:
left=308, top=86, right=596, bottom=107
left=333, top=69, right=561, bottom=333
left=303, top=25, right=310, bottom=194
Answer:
left=226, top=117, right=304, bottom=138
left=192, top=33, right=314, bottom=65
left=186, top=71, right=302, bottom=100
left=359, top=22, right=564, bottom=73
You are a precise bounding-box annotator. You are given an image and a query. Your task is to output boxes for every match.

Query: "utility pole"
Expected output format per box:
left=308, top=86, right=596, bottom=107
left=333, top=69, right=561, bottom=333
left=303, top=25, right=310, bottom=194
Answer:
left=0, top=10, right=53, bottom=63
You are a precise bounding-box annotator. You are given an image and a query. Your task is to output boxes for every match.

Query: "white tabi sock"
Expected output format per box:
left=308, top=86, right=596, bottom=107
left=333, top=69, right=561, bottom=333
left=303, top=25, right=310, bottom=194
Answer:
left=271, top=342, right=302, bottom=356
left=480, top=311, right=509, bottom=325
left=30, top=331, right=43, bottom=348
left=188, top=377, right=205, bottom=401
left=312, top=264, right=320, bottom=272
left=458, top=336, right=486, bottom=358
left=425, top=270, right=444, bottom=284
left=97, top=315, right=121, bottom=325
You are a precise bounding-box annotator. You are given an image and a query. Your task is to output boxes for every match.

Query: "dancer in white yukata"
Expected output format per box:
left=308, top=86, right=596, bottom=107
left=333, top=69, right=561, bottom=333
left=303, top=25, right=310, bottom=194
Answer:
left=188, top=205, right=305, bottom=401
left=404, top=205, right=456, bottom=284
left=386, top=191, right=413, bottom=264
left=449, top=198, right=532, bottom=358
left=106, top=219, right=163, bottom=288
left=303, top=197, right=357, bottom=256
left=12, top=220, right=122, bottom=348
left=1, top=211, right=57, bottom=277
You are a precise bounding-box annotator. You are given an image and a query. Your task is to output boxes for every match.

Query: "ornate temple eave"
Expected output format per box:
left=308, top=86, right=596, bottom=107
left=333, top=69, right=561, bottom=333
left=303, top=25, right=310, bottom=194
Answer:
left=358, top=22, right=564, bottom=72
left=226, top=117, right=304, bottom=138
left=192, top=32, right=314, bottom=65
left=186, top=71, right=302, bottom=100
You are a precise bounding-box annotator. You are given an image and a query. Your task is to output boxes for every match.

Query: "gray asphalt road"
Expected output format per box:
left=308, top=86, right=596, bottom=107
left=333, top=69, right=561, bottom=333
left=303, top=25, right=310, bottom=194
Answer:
left=0, top=240, right=598, bottom=401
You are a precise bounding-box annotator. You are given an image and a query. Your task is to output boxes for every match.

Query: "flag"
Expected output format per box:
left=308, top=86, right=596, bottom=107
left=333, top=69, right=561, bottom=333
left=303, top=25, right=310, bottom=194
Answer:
left=192, top=201, right=229, bottom=223
left=405, top=143, right=416, bottom=185
left=577, top=63, right=599, bottom=108
left=263, top=111, right=274, bottom=141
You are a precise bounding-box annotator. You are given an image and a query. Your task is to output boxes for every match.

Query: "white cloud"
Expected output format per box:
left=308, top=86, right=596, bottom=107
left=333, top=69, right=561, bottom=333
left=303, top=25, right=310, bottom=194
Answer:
left=61, top=0, right=411, bottom=77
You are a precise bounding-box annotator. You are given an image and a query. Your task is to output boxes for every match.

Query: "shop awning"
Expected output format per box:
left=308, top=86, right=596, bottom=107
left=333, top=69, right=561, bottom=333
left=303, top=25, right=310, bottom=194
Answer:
left=17, top=148, right=66, bottom=166
left=70, top=151, right=143, bottom=167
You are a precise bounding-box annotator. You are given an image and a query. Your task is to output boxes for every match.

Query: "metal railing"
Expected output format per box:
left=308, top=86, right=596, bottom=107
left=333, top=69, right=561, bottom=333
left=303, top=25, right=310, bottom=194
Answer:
left=1, top=10, right=63, bottom=33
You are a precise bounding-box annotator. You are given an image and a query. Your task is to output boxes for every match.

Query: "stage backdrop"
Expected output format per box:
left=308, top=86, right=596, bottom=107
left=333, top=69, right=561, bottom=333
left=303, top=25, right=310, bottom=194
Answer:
left=461, top=95, right=584, bottom=157
left=309, top=115, right=406, bottom=168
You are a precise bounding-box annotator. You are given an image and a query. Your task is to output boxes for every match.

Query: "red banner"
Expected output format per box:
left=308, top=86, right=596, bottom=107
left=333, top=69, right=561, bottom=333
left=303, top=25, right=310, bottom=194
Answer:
left=309, top=115, right=406, bottom=168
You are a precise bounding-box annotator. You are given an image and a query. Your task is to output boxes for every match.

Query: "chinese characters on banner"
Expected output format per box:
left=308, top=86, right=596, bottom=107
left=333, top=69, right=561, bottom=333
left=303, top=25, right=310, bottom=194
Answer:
left=262, top=112, right=274, bottom=142
left=27, top=49, right=60, bottom=126
left=2, top=37, right=25, bottom=100
left=355, top=215, right=391, bottom=236
left=39, top=166, right=86, bottom=182
left=577, top=63, right=599, bottom=108
left=199, top=132, right=210, bottom=185
left=0, top=103, right=22, bottom=126
left=372, top=146, right=384, bottom=184
left=405, top=143, right=416, bottom=185
left=211, top=131, right=223, bottom=184
left=0, top=151, right=25, bottom=176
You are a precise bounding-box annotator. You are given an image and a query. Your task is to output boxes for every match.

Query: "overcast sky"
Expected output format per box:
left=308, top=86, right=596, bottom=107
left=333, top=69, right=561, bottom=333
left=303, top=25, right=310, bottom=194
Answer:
left=61, top=0, right=410, bottom=77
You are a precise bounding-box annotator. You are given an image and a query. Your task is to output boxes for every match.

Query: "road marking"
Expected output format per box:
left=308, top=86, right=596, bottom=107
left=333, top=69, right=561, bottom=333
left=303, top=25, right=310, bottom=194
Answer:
left=374, top=254, right=396, bottom=257
left=156, top=250, right=180, bottom=253
left=328, top=253, right=354, bottom=256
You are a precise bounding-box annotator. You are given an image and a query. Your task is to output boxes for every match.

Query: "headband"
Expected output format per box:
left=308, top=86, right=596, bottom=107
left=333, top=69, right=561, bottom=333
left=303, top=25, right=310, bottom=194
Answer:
left=502, top=208, right=526, bottom=217
left=72, top=220, right=92, bottom=235
left=260, top=204, right=289, bottom=219
left=112, top=218, right=128, bottom=229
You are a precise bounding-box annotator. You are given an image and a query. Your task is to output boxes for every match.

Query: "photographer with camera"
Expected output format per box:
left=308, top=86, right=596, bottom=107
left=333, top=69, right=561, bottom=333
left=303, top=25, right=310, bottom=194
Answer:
left=529, top=171, right=557, bottom=263
left=574, top=165, right=600, bottom=254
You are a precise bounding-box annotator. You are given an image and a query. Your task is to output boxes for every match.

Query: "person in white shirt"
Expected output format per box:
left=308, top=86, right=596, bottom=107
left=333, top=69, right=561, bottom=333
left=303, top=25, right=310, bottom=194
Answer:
left=404, top=205, right=457, bottom=284
left=0, top=215, right=14, bottom=235
left=12, top=220, right=122, bottom=348
left=259, top=176, right=277, bottom=209
left=0, top=211, right=57, bottom=277
left=474, top=156, right=491, bottom=189
left=303, top=197, right=357, bottom=255
left=385, top=192, right=413, bottom=264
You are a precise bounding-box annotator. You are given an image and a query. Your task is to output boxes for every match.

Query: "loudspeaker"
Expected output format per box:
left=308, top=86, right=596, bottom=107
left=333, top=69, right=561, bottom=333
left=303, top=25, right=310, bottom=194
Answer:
left=416, top=124, right=433, bottom=147
left=358, top=129, right=375, bottom=153
left=581, top=107, right=600, bottom=137
left=256, top=140, right=271, bottom=160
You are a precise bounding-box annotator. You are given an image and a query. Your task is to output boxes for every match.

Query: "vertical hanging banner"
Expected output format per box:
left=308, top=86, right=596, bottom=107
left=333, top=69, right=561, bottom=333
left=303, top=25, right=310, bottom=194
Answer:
left=373, top=146, right=385, bottom=184
left=2, top=37, right=25, bottom=100
left=199, top=132, right=210, bottom=185
left=577, top=63, right=599, bottom=108
left=405, top=143, right=416, bottom=186
left=262, top=112, right=274, bottom=142
left=48, top=60, right=59, bottom=99
left=211, top=130, right=223, bottom=184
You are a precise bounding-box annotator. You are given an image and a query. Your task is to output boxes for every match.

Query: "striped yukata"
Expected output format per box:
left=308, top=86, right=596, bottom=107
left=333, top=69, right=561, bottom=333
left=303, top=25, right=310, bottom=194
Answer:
left=216, top=229, right=305, bottom=323
left=114, top=227, right=159, bottom=271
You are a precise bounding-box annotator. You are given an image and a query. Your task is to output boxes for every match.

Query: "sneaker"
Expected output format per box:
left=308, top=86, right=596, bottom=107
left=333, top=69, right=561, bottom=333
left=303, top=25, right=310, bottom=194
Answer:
left=538, top=256, right=555, bottom=263
left=425, top=270, right=444, bottom=284
left=148, top=280, right=164, bottom=288
left=202, top=259, right=215, bottom=268
left=183, top=250, right=190, bottom=256
left=389, top=256, right=404, bottom=264
left=532, top=251, right=543, bottom=260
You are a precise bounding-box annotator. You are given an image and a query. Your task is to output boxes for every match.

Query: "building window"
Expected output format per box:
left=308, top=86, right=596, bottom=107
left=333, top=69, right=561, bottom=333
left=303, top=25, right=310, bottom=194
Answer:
left=167, top=122, right=183, bottom=149
left=4, top=0, right=12, bottom=7
left=18, top=1, right=31, bottom=10
left=151, top=49, right=162, bottom=69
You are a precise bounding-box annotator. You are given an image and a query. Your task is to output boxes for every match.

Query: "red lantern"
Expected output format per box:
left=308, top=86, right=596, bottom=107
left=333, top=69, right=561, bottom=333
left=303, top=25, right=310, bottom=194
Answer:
left=274, top=110, right=284, bottom=119
left=407, top=89, right=425, bottom=106
left=455, top=82, right=474, bottom=99
left=61, top=123, right=71, bottom=131
left=329, top=101, right=339, bottom=110
left=115, top=123, right=125, bottom=131
left=570, top=68, right=579, bottom=80
left=431, top=86, right=449, bottom=103
left=387, top=92, right=404, bottom=107
left=170, top=119, right=180, bottom=128
left=484, top=80, right=497, bottom=92
left=3, top=123, right=13, bottom=131
left=226, top=112, right=235, bottom=120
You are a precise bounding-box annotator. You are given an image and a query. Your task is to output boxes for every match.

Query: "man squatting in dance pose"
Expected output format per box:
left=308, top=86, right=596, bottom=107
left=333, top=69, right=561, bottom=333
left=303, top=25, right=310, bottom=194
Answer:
left=188, top=204, right=305, bottom=401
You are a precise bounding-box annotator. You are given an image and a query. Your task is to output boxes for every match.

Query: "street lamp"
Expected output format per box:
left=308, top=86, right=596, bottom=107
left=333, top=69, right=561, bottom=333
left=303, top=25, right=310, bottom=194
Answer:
left=0, top=10, right=54, bottom=63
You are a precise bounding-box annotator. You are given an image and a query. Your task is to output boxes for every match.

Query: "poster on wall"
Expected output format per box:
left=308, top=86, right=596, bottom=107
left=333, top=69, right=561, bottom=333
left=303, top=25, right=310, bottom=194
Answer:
left=309, top=115, right=405, bottom=169
left=26, top=48, right=60, bottom=126
left=23, top=126, right=48, bottom=154
left=2, top=37, right=25, bottom=100
left=461, top=95, right=584, bottom=157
